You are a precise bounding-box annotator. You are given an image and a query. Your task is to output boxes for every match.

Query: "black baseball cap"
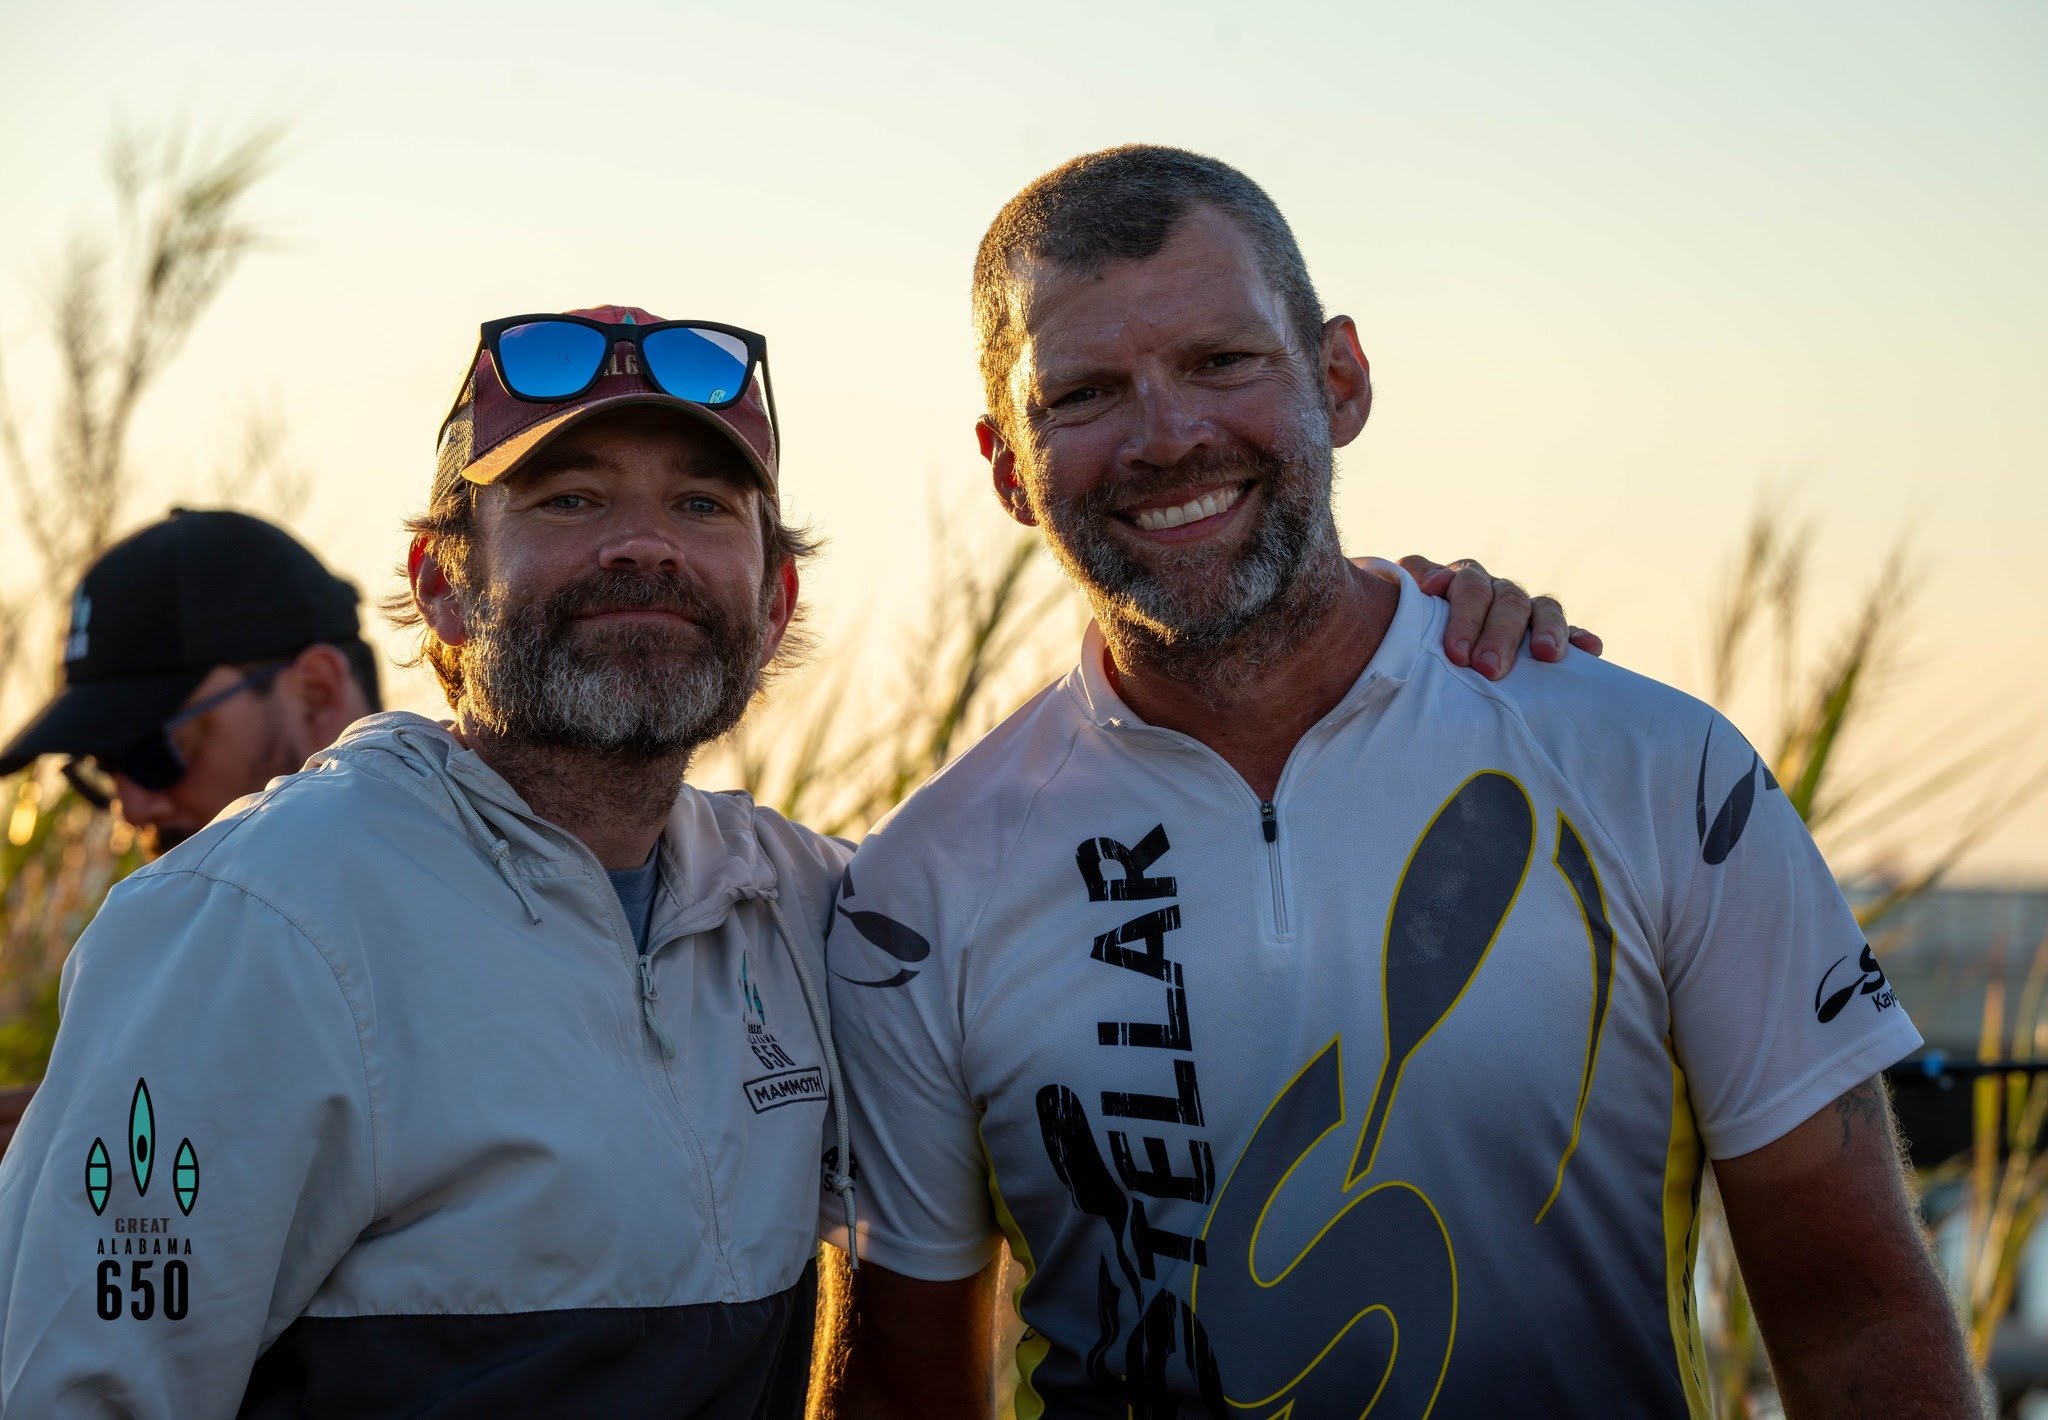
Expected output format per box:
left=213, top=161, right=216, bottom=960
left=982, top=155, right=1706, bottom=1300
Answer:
left=0, top=509, right=363, bottom=776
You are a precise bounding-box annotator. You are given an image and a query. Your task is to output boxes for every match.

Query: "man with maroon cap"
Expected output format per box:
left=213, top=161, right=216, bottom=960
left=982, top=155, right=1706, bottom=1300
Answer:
left=0, top=303, right=1575, bottom=1418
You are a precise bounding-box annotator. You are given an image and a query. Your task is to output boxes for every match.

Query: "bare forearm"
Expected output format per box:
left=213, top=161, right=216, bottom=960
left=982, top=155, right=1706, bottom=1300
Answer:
left=1762, top=1261, right=1980, bottom=1419
left=808, top=1248, right=997, bottom=1420
left=1719, top=1079, right=1981, bottom=1420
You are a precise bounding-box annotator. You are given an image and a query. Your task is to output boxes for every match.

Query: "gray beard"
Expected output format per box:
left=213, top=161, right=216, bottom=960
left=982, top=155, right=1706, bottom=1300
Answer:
left=458, top=569, right=767, bottom=760
left=1035, top=413, right=1346, bottom=691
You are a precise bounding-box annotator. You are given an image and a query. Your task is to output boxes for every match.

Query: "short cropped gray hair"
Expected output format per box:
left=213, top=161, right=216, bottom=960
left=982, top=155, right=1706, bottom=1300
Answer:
left=971, top=144, right=1326, bottom=438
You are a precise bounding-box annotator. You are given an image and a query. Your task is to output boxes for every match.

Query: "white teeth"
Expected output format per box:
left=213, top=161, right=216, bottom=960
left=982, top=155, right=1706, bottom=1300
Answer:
left=1132, top=484, right=1242, bottom=532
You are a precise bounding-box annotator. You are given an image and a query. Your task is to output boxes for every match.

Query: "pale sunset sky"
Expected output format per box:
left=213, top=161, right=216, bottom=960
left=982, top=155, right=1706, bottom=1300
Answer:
left=1, top=0, right=2043, bottom=877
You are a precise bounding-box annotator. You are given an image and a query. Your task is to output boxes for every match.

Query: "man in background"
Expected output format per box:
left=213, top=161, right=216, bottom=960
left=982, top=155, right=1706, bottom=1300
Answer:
left=0, top=507, right=382, bottom=855
left=0, top=508, right=381, bottom=1155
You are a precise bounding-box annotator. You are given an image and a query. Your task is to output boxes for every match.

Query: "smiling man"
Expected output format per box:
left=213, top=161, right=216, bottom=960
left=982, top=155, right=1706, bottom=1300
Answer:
left=0, top=299, right=1580, bottom=1418
left=815, top=149, right=1974, bottom=1417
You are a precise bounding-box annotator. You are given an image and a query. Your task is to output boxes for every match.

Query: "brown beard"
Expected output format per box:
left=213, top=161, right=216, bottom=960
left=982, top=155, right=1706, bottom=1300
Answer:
left=1026, top=408, right=1345, bottom=689
left=458, top=566, right=769, bottom=761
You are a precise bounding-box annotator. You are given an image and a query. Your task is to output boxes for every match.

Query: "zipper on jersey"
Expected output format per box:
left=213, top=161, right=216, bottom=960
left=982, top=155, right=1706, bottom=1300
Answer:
left=1260, top=800, right=1292, bottom=936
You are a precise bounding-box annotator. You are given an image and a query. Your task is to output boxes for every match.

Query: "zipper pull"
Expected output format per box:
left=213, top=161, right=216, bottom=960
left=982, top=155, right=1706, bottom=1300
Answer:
left=637, top=957, right=676, bottom=1059
left=1260, top=800, right=1278, bottom=844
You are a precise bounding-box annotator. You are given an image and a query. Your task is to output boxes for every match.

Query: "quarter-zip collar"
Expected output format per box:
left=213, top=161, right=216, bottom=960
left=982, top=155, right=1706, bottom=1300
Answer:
left=1064, top=556, right=1431, bottom=738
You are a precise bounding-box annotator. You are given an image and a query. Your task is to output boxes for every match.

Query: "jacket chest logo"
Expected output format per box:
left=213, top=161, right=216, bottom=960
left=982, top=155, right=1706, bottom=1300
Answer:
left=738, top=951, right=826, bottom=1112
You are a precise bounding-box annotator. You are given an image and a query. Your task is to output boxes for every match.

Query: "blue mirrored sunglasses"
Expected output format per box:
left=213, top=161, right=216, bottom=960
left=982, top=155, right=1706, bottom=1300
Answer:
left=482, top=315, right=766, bottom=408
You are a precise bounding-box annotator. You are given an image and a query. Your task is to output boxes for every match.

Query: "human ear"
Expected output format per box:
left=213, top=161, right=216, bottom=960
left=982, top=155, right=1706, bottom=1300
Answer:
left=979, top=416, right=1038, bottom=528
left=758, top=557, right=799, bottom=668
left=1322, top=315, right=1372, bottom=449
left=410, top=536, right=468, bottom=648
left=280, top=643, right=357, bottom=755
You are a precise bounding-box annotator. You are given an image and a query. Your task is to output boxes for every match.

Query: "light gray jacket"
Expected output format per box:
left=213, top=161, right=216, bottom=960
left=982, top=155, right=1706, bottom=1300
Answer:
left=0, top=712, right=855, bottom=1418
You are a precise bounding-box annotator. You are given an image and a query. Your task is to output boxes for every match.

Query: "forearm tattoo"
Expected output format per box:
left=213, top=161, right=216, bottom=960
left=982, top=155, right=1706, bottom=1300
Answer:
left=1833, top=1075, right=1890, bottom=1153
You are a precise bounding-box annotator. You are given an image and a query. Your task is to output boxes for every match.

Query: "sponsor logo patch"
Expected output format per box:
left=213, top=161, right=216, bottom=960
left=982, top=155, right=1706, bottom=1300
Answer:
left=829, top=871, right=931, bottom=990
left=745, top=1067, right=827, bottom=1113
left=1814, top=943, right=1896, bottom=1024
left=84, top=1078, right=199, bottom=1321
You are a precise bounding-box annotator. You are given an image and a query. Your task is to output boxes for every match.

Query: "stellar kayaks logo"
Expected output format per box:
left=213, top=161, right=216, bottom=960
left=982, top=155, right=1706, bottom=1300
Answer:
left=85, top=1079, right=198, bottom=1217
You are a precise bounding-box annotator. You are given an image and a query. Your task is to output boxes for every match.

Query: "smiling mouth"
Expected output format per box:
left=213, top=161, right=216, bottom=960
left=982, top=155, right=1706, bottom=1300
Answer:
left=1123, top=482, right=1248, bottom=533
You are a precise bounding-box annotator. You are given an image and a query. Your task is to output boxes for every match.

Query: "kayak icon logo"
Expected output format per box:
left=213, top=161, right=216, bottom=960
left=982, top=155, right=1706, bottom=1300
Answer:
left=85, top=1079, right=199, bottom=1218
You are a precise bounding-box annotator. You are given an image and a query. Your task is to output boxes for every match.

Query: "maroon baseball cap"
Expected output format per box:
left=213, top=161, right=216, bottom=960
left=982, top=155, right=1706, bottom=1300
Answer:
left=434, top=304, right=778, bottom=503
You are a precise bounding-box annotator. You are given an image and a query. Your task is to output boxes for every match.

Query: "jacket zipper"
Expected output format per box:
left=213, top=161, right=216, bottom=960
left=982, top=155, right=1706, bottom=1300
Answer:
left=636, top=957, right=676, bottom=1058
left=579, top=846, right=735, bottom=1286
left=1260, top=800, right=1291, bottom=936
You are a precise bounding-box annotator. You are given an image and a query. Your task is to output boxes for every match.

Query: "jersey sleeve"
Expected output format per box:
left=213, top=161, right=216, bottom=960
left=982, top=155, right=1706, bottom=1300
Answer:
left=1659, top=713, right=1922, bottom=1159
left=818, top=842, right=1002, bottom=1282
left=0, top=867, right=377, bottom=1417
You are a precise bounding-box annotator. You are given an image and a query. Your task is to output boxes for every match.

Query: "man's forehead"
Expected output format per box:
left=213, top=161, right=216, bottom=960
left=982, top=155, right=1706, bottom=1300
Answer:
left=1008, top=208, right=1290, bottom=374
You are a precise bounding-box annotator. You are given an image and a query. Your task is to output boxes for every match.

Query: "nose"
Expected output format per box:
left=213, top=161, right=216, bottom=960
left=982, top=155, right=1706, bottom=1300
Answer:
left=596, top=495, right=684, bottom=573
left=1121, top=377, right=1209, bottom=472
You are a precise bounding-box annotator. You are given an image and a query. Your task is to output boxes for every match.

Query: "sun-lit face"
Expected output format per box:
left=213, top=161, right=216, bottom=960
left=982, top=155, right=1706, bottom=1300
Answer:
left=439, top=407, right=793, bottom=757
left=990, top=205, right=1362, bottom=651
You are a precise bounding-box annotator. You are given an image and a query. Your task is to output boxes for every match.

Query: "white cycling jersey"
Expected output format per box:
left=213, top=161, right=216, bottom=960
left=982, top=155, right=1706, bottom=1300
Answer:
left=824, top=567, right=1919, bottom=1419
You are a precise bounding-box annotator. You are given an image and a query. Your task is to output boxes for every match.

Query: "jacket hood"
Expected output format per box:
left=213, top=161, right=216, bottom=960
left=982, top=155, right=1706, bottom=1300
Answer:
left=313, top=711, right=779, bottom=928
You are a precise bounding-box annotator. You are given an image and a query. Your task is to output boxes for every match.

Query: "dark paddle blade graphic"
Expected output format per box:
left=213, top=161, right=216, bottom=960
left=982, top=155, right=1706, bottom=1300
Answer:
left=1349, top=771, right=1535, bottom=1185
left=831, top=871, right=933, bottom=989
left=1696, top=724, right=1764, bottom=866
left=1037, top=1084, right=1140, bottom=1297
left=1538, top=814, right=1617, bottom=1222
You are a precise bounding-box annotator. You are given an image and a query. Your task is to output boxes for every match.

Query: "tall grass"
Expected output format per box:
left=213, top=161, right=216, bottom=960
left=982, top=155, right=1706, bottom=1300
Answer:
left=0, top=776, right=141, bottom=1083
left=0, top=118, right=287, bottom=1083
left=712, top=526, right=1066, bottom=840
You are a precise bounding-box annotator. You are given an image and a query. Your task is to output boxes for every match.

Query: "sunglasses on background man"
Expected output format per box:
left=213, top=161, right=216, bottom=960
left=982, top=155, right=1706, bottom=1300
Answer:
left=61, top=662, right=289, bottom=809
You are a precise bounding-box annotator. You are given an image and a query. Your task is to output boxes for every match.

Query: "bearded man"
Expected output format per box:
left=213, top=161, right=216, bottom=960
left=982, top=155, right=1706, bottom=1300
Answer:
left=0, top=300, right=1576, bottom=1418
left=0, top=309, right=853, bottom=1417
left=816, top=151, right=1975, bottom=1418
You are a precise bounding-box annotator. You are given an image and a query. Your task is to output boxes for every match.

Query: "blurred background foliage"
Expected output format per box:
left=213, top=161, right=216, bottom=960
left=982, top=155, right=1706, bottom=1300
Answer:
left=3, top=118, right=2045, bottom=1419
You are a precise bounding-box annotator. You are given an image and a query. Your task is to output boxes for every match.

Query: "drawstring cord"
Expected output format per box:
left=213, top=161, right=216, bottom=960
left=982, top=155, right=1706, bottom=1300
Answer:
left=767, top=892, right=859, bottom=1268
